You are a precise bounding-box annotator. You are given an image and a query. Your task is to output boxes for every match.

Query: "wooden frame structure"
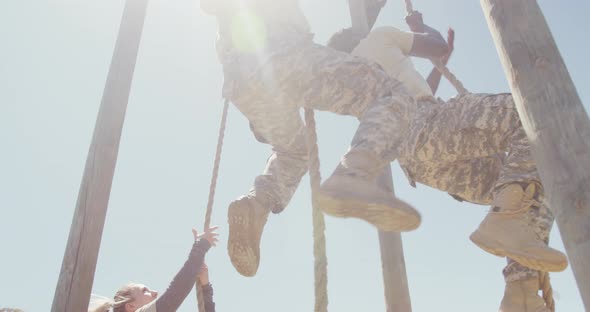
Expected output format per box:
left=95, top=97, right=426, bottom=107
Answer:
left=50, top=0, right=588, bottom=311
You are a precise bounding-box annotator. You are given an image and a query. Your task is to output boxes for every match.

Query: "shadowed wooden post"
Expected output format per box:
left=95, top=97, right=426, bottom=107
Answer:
left=348, top=1, right=412, bottom=311
left=51, top=0, right=149, bottom=311
left=481, top=0, right=590, bottom=309
left=377, top=169, right=412, bottom=312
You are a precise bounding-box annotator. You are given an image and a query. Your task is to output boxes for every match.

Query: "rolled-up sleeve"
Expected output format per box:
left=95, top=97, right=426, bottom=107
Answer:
left=373, top=26, right=415, bottom=55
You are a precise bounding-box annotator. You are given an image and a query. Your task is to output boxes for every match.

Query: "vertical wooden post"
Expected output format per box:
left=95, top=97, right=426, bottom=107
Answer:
left=481, top=0, right=590, bottom=309
left=51, top=0, right=149, bottom=311
left=348, top=1, right=412, bottom=311
left=377, top=170, right=412, bottom=312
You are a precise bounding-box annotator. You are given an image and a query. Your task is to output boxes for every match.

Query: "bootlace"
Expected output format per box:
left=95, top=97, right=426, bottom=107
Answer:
left=495, top=196, right=542, bottom=215
left=492, top=185, right=542, bottom=215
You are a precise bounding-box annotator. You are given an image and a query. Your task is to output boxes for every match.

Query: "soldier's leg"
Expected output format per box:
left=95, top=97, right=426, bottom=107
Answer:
left=408, top=93, right=521, bottom=163
left=504, top=202, right=554, bottom=281
left=265, top=42, right=420, bottom=231
left=227, top=128, right=309, bottom=276
left=403, top=155, right=554, bottom=311
left=460, top=95, right=566, bottom=272
left=399, top=155, right=502, bottom=205
left=226, top=42, right=420, bottom=276
left=227, top=70, right=312, bottom=276
left=405, top=93, right=566, bottom=271
left=408, top=93, right=537, bottom=186
left=500, top=203, right=555, bottom=312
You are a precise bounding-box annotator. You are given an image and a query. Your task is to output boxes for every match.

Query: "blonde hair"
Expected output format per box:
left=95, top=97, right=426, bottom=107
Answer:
left=89, top=284, right=136, bottom=312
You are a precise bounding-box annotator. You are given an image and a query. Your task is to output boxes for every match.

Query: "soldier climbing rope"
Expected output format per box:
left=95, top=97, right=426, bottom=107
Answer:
left=48, top=1, right=589, bottom=312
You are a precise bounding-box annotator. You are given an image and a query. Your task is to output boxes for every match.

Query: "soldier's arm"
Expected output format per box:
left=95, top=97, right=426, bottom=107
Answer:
left=374, top=26, right=447, bottom=61
left=426, top=28, right=455, bottom=95
left=405, top=11, right=449, bottom=59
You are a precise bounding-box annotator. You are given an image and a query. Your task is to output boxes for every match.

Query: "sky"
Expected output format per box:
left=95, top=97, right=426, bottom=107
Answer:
left=0, top=0, right=588, bottom=311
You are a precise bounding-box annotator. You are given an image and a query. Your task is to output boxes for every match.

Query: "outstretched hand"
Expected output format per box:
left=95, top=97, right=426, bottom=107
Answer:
left=192, top=226, right=219, bottom=247
left=442, top=28, right=455, bottom=65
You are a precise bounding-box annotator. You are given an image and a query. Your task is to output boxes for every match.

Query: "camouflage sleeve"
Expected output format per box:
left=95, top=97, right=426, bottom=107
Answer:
left=372, top=26, right=415, bottom=55
left=155, top=239, right=211, bottom=312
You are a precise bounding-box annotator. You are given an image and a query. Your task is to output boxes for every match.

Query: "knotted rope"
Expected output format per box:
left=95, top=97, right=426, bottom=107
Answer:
left=540, top=271, right=555, bottom=312
left=196, top=99, right=230, bottom=312
left=304, top=108, right=329, bottom=312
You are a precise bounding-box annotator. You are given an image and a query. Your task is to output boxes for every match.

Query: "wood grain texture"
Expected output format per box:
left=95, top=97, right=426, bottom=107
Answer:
left=51, top=1, right=149, bottom=311
left=481, top=0, right=590, bottom=309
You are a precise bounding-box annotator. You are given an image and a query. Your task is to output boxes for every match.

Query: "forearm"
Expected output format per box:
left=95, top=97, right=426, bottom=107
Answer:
left=426, top=27, right=454, bottom=95
left=422, top=24, right=445, bottom=43
left=201, top=283, right=216, bottom=312
left=426, top=66, right=443, bottom=95
left=155, top=239, right=211, bottom=312
left=409, top=24, right=449, bottom=59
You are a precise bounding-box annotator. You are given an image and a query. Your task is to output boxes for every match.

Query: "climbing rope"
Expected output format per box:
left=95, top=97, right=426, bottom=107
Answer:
left=430, top=58, right=468, bottom=95
left=301, top=2, right=396, bottom=310
left=540, top=271, right=556, bottom=312
left=403, top=0, right=468, bottom=94
left=196, top=99, right=230, bottom=312
left=203, top=99, right=230, bottom=230
left=304, top=108, right=329, bottom=312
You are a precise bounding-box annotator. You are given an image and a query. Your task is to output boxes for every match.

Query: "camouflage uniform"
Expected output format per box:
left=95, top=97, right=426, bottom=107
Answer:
left=221, top=34, right=416, bottom=212
left=237, top=81, right=552, bottom=281
left=212, top=2, right=551, bottom=283
left=398, top=93, right=553, bottom=282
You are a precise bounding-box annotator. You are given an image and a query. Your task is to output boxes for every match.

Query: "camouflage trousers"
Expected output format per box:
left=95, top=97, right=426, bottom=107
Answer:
left=226, top=41, right=552, bottom=282
left=226, top=40, right=415, bottom=212
left=397, top=93, right=554, bottom=282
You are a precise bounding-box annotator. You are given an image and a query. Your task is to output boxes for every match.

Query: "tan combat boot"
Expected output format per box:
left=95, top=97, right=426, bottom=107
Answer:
left=499, top=278, right=551, bottom=312
left=470, top=183, right=568, bottom=272
left=227, top=195, right=270, bottom=277
left=317, top=149, right=420, bottom=232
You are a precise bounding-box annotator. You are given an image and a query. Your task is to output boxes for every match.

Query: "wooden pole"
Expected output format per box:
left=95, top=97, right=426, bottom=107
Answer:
left=51, top=0, right=149, bottom=311
left=481, top=0, right=590, bottom=309
left=377, top=169, right=412, bottom=312
left=348, top=1, right=412, bottom=311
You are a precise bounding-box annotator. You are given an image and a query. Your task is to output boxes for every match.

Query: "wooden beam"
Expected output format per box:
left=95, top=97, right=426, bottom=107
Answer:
left=377, top=169, right=412, bottom=312
left=347, top=1, right=412, bottom=310
left=481, top=0, right=590, bottom=309
left=51, top=0, right=149, bottom=311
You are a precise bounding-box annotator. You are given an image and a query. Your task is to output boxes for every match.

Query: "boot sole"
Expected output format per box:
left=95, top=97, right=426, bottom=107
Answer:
left=228, top=204, right=261, bottom=277
left=470, top=231, right=567, bottom=272
left=316, top=192, right=420, bottom=232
